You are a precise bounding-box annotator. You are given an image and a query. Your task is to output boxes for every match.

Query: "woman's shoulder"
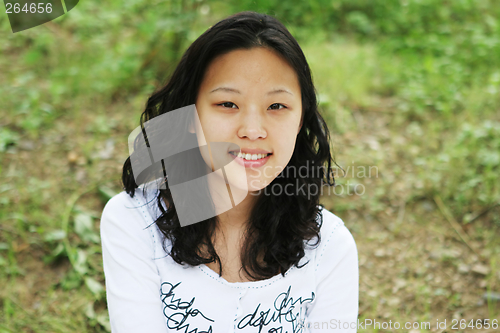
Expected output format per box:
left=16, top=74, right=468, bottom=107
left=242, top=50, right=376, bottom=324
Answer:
left=314, top=206, right=352, bottom=245
left=316, top=206, right=346, bottom=234
left=101, top=191, right=136, bottom=222
left=311, top=206, right=357, bottom=265
left=100, top=187, right=159, bottom=233
left=101, top=190, right=135, bottom=210
left=102, top=189, right=146, bottom=216
left=103, top=182, right=162, bottom=213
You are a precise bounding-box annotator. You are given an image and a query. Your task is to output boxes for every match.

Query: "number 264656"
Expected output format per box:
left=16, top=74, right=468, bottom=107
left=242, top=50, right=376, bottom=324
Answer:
left=451, top=319, right=498, bottom=329
left=6, top=3, right=53, bottom=14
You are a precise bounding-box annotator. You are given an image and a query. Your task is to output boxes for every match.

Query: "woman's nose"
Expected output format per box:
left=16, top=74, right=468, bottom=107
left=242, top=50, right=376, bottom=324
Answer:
left=237, top=109, right=267, bottom=140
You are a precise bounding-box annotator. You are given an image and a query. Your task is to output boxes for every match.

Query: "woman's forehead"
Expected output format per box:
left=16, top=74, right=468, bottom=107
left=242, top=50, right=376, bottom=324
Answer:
left=200, top=48, right=300, bottom=94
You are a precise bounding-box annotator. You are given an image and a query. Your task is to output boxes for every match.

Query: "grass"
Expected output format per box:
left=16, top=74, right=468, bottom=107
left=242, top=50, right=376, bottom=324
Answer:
left=1, top=1, right=500, bottom=332
left=303, top=36, right=500, bottom=332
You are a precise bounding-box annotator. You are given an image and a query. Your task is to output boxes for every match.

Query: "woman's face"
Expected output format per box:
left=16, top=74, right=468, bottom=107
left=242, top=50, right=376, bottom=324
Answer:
left=195, top=47, right=302, bottom=193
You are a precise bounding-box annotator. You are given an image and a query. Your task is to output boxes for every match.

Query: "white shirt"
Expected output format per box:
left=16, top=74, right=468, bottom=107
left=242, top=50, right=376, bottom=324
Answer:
left=100, top=187, right=359, bottom=333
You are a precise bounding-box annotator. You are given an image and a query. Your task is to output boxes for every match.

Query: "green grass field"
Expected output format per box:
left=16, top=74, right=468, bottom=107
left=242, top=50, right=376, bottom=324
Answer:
left=1, top=1, right=499, bottom=332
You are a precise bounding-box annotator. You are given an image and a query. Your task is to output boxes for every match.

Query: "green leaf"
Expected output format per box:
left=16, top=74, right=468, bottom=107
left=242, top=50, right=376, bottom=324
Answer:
left=44, top=229, right=67, bottom=242
left=96, top=312, right=112, bottom=332
left=50, top=243, right=65, bottom=258
left=74, top=212, right=92, bottom=236
left=85, top=302, right=96, bottom=320
left=85, top=276, right=104, bottom=297
left=74, top=212, right=100, bottom=243
left=73, top=249, right=89, bottom=275
left=61, top=270, right=82, bottom=290
left=43, top=243, right=65, bottom=265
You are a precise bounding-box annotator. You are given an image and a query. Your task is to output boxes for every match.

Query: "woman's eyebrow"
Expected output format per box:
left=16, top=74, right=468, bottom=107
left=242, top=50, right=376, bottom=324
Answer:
left=209, top=87, right=293, bottom=96
left=268, top=88, right=293, bottom=96
left=210, top=87, right=241, bottom=94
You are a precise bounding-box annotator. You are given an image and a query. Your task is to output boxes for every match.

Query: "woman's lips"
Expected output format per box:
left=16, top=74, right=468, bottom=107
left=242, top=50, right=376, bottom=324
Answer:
left=228, top=152, right=271, bottom=168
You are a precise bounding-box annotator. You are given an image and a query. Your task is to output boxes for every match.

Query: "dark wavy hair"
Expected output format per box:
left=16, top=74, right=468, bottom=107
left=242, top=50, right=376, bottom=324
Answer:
left=122, top=11, right=336, bottom=281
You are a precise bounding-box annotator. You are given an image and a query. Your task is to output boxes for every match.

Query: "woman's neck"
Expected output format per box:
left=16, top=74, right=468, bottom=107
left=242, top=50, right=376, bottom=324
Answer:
left=215, top=192, right=258, bottom=236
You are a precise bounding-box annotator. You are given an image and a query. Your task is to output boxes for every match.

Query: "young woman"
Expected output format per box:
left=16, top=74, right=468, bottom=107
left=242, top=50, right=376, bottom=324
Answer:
left=101, top=11, right=358, bottom=333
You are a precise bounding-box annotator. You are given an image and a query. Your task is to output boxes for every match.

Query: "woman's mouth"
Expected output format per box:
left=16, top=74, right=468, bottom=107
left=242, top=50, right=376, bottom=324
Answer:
left=228, top=151, right=272, bottom=168
left=229, top=151, right=272, bottom=161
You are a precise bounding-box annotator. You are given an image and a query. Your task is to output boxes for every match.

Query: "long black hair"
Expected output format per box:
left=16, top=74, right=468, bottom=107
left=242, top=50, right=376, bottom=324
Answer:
left=122, top=11, right=336, bottom=280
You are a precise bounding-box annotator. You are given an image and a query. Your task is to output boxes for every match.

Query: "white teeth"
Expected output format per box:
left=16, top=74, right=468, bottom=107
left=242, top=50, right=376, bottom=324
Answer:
left=232, top=152, right=270, bottom=160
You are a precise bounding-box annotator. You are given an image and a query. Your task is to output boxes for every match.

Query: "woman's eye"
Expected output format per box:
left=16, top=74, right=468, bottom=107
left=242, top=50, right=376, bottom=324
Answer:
left=219, top=102, right=238, bottom=109
left=269, top=103, right=286, bottom=110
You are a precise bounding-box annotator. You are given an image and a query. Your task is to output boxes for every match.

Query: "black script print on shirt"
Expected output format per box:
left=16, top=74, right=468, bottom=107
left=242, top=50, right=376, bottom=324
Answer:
left=160, top=281, right=214, bottom=333
left=237, top=286, right=315, bottom=333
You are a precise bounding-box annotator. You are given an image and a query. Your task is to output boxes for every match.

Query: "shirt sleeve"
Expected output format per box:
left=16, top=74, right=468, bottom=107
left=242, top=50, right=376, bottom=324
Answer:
left=100, top=192, right=168, bottom=333
left=305, top=218, right=359, bottom=332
